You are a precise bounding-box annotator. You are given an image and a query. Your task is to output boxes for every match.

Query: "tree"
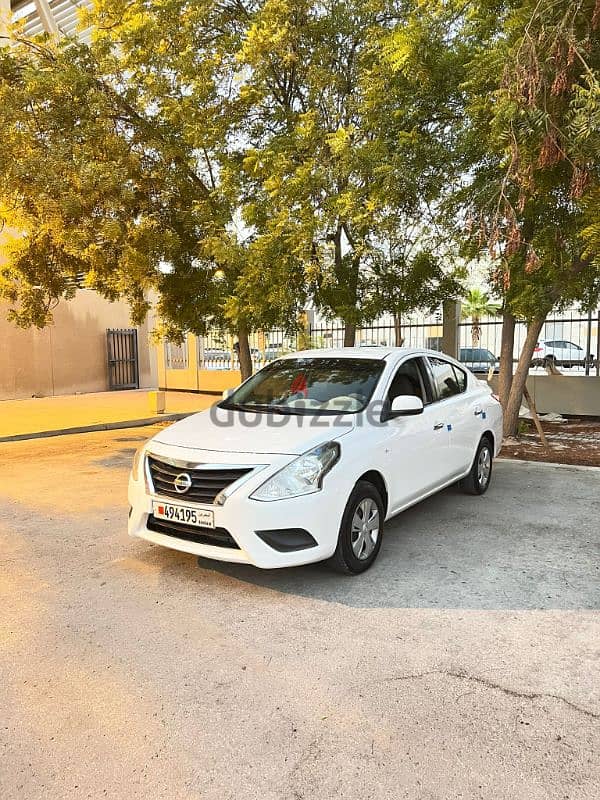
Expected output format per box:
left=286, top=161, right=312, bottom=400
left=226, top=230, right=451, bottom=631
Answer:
left=237, top=0, right=464, bottom=345
left=371, top=247, right=463, bottom=346
left=0, top=1, right=307, bottom=380
left=460, top=288, right=499, bottom=349
left=0, top=0, right=467, bottom=373
left=455, top=0, right=600, bottom=435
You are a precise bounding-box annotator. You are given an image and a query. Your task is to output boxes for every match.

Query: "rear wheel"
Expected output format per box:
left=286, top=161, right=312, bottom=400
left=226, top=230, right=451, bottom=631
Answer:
left=329, top=481, right=384, bottom=574
left=460, top=437, right=493, bottom=496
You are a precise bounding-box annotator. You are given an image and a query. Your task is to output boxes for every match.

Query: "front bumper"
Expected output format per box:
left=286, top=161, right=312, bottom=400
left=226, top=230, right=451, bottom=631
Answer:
left=127, top=447, right=349, bottom=569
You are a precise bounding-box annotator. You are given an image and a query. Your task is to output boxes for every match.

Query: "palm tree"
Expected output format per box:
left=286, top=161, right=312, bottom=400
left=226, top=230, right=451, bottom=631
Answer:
left=461, top=289, right=500, bottom=348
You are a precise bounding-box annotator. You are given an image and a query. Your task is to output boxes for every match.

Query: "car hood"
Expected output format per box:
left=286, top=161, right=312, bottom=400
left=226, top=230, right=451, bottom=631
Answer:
left=152, top=406, right=355, bottom=456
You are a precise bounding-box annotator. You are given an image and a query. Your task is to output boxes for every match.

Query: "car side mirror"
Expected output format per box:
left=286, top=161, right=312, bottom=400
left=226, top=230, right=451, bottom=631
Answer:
left=389, top=395, right=424, bottom=417
left=222, top=388, right=234, bottom=400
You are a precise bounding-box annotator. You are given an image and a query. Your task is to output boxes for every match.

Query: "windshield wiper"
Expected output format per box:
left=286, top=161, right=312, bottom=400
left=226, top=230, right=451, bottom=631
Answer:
left=223, top=402, right=314, bottom=416
left=222, top=402, right=290, bottom=414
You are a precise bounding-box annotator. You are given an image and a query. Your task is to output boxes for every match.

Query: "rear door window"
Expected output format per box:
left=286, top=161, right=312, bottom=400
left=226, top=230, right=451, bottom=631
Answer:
left=428, top=357, right=465, bottom=400
left=452, top=365, right=467, bottom=392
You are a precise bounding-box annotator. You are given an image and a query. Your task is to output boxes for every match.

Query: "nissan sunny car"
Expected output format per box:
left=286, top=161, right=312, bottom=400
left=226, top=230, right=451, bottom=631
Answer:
left=128, top=347, right=503, bottom=574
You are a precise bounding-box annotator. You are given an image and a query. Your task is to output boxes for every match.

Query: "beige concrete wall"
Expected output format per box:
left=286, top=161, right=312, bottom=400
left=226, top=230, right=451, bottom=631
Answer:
left=0, top=291, right=157, bottom=400
left=527, top=375, right=600, bottom=416
left=488, top=374, right=600, bottom=417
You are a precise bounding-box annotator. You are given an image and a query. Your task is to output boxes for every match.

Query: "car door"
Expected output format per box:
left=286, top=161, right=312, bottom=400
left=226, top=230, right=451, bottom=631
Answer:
left=426, top=357, right=479, bottom=477
left=563, top=341, right=583, bottom=365
left=380, top=356, right=452, bottom=512
left=545, top=340, right=561, bottom=362
left=549, top=340, right=563, bottom=363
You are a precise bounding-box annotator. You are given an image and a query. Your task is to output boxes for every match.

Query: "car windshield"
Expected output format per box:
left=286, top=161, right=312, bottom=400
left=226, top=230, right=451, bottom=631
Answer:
left=220, top=357, right=385, bottom=415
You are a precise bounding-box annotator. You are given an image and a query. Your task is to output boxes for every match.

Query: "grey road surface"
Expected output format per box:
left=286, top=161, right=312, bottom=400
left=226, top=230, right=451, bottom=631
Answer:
left=1, top=427, right=599, bottom=800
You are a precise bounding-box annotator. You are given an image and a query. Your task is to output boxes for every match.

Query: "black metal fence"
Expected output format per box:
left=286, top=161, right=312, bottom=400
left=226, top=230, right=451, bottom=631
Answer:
left=197, top=329, right=299, bottom=371
left=169, top=309, right=600, bottom=377
left=457, top=311, right=600, bottom=375
left=309, top=312, right=599, bottom=375
left=107, top=328, right=139, bottom=389
left=308, top=322, right=443, bottom=351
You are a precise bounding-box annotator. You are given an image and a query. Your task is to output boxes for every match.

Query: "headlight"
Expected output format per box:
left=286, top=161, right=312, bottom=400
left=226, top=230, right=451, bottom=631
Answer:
left=131, top=445, right=145, bottom=482
left=250, top=442, right=340, bottom=501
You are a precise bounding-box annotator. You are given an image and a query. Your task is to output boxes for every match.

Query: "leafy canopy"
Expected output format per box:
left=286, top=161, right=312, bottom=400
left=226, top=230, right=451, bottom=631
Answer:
left=455, top=0, right=600, bottom=320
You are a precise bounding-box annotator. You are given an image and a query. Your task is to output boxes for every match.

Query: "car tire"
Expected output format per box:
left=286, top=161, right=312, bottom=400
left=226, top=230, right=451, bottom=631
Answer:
left=460, top=436, right=493, bottom=496
left=329, top=481, right=384, bottom=575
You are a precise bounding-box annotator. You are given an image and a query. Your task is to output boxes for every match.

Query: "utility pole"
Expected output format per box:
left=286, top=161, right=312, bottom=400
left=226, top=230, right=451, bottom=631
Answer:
left=441, top=299, right=461, bottom=359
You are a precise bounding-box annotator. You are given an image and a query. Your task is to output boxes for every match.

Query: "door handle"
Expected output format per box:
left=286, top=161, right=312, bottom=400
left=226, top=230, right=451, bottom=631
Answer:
left=474, top=408, right=483, bottom=416
left=433, top=422, right=444, bottom=430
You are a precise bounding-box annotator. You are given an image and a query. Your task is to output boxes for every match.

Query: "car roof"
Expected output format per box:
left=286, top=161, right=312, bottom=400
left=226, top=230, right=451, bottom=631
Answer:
left=277, top=346, right=447, bottom=362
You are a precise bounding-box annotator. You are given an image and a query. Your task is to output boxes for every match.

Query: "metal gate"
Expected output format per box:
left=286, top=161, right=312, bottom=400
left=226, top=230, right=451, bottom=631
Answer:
left=107, top=329, right=139, bottom=390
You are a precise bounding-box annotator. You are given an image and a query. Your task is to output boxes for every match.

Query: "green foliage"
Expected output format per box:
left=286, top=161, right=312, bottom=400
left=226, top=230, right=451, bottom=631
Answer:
left=460, top=289, right=500, bottom=322
left=0, top=0, right=465, bottom=347
left=372, top=250, right=464, bottom=322
left=454, top=0, right=600, bottom=321
left=1, top=0, right=599, bottom=357
left=0, top=2, right=307, bottom=342
left=217, top=0, right=465, bottom=337
left=461, top=287, right=500, bottom=346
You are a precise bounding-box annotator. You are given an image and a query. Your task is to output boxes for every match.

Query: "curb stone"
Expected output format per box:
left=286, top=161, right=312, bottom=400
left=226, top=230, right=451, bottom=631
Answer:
left=0, top=413, right=192, bottom=443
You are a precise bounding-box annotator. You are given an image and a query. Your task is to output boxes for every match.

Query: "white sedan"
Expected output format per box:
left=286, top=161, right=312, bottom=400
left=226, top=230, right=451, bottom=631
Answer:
left=128, top=348, right=503, bottom=574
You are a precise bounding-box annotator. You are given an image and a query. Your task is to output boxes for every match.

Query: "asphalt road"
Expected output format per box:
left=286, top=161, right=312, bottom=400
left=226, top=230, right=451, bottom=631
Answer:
left=1, top=426, right=599, bottom=799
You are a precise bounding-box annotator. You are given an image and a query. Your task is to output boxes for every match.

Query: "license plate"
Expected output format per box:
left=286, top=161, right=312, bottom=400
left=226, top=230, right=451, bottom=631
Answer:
left=152, top=501, right=214, bottom=529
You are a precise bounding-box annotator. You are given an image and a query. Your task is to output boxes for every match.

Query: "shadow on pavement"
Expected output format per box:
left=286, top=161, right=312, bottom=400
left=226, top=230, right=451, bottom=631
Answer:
left=192, top=463, right=600, bottom=611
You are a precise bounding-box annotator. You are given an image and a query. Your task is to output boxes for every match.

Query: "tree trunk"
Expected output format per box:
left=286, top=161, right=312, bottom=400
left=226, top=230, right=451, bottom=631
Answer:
left=237, top=325, right=253, bottom=382
left=498, top=311, right=515, bottom=409
left=471, top=317, right=480, bottom=349
left=394, top=313, right=404, bottom=347
left=343, top=322, right=356, bottom=347
left=503, top=317, right=545, bottom=438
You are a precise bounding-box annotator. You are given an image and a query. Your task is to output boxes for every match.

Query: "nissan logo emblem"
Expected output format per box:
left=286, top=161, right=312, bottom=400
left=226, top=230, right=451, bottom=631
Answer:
left=174, top=472, right=192, bottom=494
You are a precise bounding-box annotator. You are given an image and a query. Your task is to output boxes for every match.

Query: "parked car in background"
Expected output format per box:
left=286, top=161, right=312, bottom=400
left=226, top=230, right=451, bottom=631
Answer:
left=129, top=347, right=503, bottom=574
left=203, top=346, right=279, bottom=367
left=532, top=339, right=595, bottom=368
left=459, top=348, right=499, bottom=374
left=203, top=348, right=231, bottom=364
left=262, top=346, right=285, bottom=361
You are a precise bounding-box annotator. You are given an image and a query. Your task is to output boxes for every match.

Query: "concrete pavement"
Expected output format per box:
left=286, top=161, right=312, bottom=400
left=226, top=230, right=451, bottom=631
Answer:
left=0, top=427, right=599, bottom=799
left=0, top=389, right=215, bottom=441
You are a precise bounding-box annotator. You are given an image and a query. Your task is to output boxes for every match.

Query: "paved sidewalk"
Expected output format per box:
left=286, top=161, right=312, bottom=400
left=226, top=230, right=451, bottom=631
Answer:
left=0, top=389, right=215, bottom=441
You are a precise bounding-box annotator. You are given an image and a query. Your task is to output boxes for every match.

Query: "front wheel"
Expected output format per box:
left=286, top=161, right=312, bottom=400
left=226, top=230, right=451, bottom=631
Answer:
left=460, top=437, right=493, bottom=496
left=329, top=481, right=384, bottom=574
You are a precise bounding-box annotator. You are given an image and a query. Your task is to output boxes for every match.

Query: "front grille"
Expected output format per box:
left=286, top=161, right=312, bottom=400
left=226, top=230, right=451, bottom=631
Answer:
left=147, top=456, right=252, bottom=504
left=146, top=515, right=240, bottom=549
